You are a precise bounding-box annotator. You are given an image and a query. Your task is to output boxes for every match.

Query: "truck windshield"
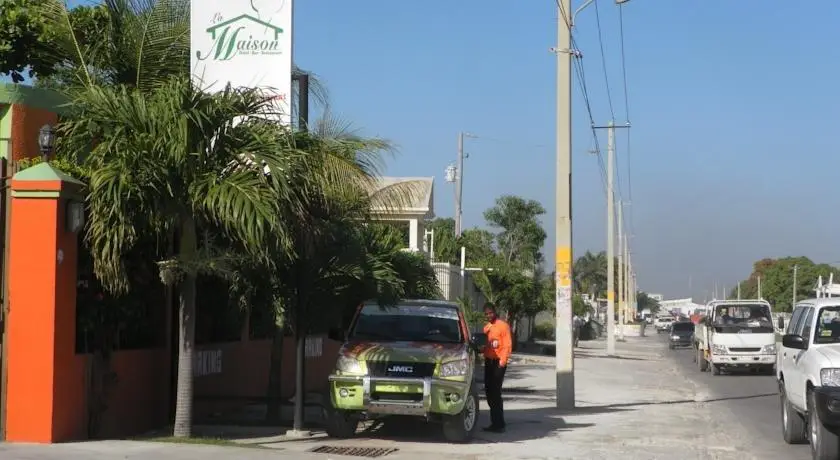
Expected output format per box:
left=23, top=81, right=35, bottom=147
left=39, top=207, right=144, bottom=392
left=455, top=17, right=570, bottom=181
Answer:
left=713, top=304, right=774, bottom=333
left=815, top=307, right=840, bottom=344
left=350, top=303, right=463, bottom=343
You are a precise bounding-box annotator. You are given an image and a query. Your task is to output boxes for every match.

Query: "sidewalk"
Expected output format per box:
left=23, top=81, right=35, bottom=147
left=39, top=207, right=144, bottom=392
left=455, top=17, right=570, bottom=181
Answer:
left=0, top=336, right=764, bottom=459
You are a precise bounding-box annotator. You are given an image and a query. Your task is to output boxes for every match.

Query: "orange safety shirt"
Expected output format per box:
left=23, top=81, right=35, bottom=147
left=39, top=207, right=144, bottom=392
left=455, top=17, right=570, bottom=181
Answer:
left=483, top=319, right=513, bottom=366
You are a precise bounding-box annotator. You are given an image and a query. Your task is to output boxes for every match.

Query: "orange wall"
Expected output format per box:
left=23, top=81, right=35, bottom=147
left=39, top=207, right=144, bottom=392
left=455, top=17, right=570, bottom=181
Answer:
left=11, top=105, right=58, bottom=161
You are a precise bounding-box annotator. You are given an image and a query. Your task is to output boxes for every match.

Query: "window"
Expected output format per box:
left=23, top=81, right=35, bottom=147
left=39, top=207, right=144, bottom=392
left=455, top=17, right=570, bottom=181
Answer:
left=787, top=307, right=805, bottom=335
left=800, top=308, right=815, bottom=343
left=814, top=307, right=840, bottom=344
left=350, top=303, right=463, bottom=344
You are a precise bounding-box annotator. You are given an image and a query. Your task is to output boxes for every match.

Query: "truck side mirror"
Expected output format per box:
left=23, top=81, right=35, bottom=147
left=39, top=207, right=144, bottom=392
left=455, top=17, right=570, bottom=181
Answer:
left=777, top=317, right=785, bottom=331
left=471, top=332, right=488, bottom=349
left=781, top=334, right=806, bottom=350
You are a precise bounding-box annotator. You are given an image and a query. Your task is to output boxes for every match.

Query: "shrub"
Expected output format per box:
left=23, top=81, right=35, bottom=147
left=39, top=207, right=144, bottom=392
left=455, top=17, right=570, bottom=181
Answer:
left=533, top=321, right=555, bottom=340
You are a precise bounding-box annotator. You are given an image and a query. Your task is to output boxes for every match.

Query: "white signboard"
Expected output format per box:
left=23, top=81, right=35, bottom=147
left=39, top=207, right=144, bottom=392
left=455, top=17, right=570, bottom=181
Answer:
left=190, top=0, right=293, bottom=125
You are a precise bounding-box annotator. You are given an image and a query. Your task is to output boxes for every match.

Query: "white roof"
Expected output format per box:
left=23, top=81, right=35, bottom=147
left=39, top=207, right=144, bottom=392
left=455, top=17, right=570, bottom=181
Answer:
left=796, top=297, right=840, bottom=308
left=369, top=176, right=434, bottom=217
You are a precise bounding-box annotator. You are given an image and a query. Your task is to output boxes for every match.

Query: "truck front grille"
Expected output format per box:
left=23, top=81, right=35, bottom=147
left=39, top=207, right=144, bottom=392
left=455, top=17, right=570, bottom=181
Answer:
left=729, top=347, right=761, bottom=353
left=367, top=361, right=435, bottom=378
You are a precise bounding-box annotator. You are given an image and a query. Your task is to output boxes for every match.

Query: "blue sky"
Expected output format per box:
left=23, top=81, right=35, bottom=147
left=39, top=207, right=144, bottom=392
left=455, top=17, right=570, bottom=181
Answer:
left=294, top=0, right=840, bottom=300
left=11, top=1, right=840, bottom=301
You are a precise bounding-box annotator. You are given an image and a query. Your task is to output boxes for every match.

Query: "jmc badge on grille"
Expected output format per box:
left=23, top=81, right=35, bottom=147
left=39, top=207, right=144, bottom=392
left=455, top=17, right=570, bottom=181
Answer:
left=387, top=365, right=414, bottom=373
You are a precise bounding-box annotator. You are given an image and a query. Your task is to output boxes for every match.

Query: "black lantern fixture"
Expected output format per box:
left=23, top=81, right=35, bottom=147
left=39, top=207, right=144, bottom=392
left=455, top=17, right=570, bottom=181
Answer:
left=38, top=124, right=55, bottom=161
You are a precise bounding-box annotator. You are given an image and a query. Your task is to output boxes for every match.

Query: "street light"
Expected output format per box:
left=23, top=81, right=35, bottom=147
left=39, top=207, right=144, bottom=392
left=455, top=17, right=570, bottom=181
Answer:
left=38, top=124, right=55, bottom=161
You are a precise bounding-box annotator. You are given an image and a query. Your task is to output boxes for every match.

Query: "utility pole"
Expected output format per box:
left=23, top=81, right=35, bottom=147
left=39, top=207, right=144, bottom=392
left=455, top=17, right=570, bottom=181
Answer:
left=758, top=276, right=762, bottom=299
left=553, top=0, right=575, bottom=410
left=737, top=282, right=741, bottom=300
left=792, top=265, right=798, bottom=308
left=455, top=132, right=464, bottom=236
left=624, top=235, right=630, bottom=324
left=723, top=285, right=727, bottom=300
left=606, top=121, right=616, bottom=353
left=617, top=201, right=624, bottom=338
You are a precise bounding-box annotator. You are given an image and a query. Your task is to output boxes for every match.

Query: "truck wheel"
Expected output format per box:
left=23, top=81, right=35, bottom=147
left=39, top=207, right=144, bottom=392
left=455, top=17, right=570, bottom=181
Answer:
left=442, top=386, right=479, bottom=443
left=325, top=407, right=359, bottom=439
left=780, top=384, right=806, bottom=444
left=711, top=364, right=721, bottom=376
left=809, top=389, right=840, bottom=459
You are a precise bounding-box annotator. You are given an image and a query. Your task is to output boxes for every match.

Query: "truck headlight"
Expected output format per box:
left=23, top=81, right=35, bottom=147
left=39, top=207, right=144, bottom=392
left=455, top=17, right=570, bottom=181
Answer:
left=761, top=344, right=776, bottom=355
left=821, top=368, right=840, bottom=387
left=711, top=344, right=728, bottom=355
left=671, top=335, right=680, bottom=340
left=440, top=359, right=468, bottom=377
left=336, top=355, right=364, bottom=374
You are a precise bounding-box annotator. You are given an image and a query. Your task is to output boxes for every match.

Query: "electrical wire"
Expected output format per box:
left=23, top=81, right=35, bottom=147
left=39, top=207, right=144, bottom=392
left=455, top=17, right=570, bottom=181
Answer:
left=617, top=2, right=635, bottom=237
left=593, top=0, right=615, bottom=120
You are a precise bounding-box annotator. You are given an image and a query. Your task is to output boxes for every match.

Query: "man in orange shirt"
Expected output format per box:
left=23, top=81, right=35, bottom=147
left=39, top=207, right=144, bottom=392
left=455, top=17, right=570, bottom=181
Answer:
left=482, top=302, right=512, bottom=433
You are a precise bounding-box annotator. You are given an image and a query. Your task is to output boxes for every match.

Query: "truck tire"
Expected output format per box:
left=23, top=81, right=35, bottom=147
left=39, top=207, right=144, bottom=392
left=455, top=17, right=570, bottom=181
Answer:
left=442, top=386, right=479, bottom=443
left=711, top=363, right=721, bottom=375
left=809, top=389, right=840, bottom=459
left=780, top=384, right=806, bottom=444
left=325, top=407, right=359, bottom=439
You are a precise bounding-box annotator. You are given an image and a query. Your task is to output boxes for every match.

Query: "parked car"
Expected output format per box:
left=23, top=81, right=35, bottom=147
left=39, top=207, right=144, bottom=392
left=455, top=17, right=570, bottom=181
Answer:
left=325, top=300, right=484, bottom=443
left=654, top=316, right=674, bottom=333
left=778, top=298, right=840, bottom=458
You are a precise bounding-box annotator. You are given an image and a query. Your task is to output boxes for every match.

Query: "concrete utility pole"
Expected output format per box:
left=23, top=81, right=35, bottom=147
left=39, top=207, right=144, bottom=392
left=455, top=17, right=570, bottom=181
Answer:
left=624, top=235, right=630, bottom=324
left=553, top=0, right=575, bottom=410
left=792, top=265, right=799, bottom=308
left=617, top=200, right=624, bottom=335
left=737, top=282, right=741, bottom=300
left=606, top=121, right=616, bottom=352
left=454, top=132, right=475, bottom=237
left=758, top=276, right=762, bottom=299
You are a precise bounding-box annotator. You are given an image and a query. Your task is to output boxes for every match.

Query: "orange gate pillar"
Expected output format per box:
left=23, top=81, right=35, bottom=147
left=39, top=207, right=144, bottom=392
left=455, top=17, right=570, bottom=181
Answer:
left=5, top=163, right=86, bottom=443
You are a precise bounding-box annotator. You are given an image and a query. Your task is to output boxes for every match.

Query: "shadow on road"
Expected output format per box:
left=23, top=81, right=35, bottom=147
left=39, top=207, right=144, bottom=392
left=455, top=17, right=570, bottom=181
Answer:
left=349, top=405, right=595, bottom=444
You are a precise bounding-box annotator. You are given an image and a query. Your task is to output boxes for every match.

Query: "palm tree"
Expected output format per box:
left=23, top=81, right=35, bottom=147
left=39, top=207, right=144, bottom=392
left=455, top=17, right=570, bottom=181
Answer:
left=573, top=251, right=607, bottom=296
left=59, top=76, right=305, bottom=437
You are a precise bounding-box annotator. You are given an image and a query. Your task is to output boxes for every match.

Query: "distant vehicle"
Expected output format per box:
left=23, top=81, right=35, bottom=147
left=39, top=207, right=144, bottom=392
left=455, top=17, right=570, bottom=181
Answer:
left=668, top=321, right=694, bottom=350
left=778, top=298, right=840, bottom=458
left=654, top=316, right=674, bottom=333
left=694, top=299, right=775, bottom=376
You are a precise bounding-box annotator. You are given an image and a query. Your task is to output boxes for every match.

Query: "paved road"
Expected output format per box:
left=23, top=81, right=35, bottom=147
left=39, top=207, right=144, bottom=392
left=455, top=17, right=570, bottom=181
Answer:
left=658, top=334, right=808, bottom=459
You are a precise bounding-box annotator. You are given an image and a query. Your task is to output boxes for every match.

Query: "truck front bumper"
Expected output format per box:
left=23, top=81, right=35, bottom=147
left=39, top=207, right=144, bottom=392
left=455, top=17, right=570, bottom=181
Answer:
left=813, top=386, right=840, bottom=428
left=710, top=354, right=775, bottom=366
left=328, top=374, right=469, bottom=417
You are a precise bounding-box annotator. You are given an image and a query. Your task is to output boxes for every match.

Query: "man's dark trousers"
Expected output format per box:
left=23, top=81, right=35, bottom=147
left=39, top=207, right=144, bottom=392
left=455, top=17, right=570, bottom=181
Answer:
left=484, top=358, right=507, bottom=428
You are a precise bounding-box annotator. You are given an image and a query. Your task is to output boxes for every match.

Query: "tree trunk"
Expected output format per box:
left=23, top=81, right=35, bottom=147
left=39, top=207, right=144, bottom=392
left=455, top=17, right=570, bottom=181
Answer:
left=173, top=217, right=198, bottom=438
left=265, top=306, right=284, bottom=424
left=292, top=268, right=306, bottom=431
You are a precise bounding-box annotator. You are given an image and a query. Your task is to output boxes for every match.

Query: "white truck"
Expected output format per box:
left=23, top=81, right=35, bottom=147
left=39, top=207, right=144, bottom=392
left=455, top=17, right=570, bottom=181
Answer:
left=777, top=298, right=840, bottom=459
left=694, top=299, right=776, bottom=375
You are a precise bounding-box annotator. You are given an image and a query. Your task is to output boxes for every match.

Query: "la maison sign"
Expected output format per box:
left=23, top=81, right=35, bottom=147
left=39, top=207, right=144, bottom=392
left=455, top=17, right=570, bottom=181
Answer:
left=190, top=0, right=293, bottom=125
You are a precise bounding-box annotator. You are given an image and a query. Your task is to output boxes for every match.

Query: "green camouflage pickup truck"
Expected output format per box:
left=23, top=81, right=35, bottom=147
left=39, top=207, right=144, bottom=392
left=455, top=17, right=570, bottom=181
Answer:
left=326, top=299, right=486, bottom=442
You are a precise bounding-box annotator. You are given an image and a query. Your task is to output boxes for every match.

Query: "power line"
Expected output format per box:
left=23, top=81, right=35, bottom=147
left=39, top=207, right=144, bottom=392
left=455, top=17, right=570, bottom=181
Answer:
left=617, top=1, right=635, bottom=236
left=593, top=0, right=615, bottom=120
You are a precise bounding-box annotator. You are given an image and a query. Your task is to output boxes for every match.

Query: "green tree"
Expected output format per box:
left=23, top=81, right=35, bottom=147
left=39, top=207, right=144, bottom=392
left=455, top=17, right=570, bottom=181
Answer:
left=483, top=195, right=546, bottom=266
left=730, top=256, right=840, bottom=312
left=636, top=291, right=660, bottom=315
